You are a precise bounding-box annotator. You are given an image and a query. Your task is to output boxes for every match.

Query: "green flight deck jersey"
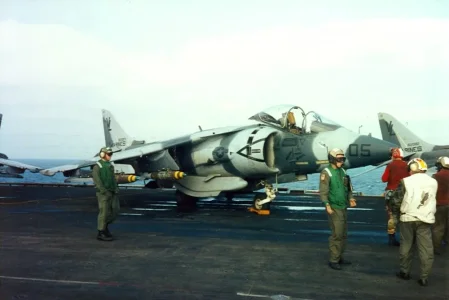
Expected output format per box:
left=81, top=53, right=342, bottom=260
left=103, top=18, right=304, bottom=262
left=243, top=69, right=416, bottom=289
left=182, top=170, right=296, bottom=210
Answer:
left=92, top=160, right=118, bottom=193
left=319, top=165, right=353, bottom=209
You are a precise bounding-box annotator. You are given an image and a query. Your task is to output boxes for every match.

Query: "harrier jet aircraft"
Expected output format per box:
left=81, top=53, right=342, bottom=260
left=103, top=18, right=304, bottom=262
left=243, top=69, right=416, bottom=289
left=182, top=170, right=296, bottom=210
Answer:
left=38, top=105, right=395, bottom=212
left=0, top=113, right=42, bottom=178
left=378, top=112, right=449, bottom=164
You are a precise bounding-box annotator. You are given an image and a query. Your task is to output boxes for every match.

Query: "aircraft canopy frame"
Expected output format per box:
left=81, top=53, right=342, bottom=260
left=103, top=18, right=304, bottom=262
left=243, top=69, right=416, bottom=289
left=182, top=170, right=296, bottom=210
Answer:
left=249, top=104, right=341, bottom=134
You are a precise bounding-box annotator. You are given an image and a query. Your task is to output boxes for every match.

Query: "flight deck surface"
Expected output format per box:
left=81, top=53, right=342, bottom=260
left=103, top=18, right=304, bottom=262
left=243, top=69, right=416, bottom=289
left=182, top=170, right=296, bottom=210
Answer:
left=0, top=185, right=447, bottom=299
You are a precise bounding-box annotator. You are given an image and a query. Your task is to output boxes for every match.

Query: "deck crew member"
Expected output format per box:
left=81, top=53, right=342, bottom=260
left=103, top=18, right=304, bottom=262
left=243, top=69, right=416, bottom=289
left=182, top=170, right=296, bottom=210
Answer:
left=431, top=156, right=449, bottom=254
left=319, top=148, right=357, bottom=270
left=381, top=148, right=409, bottom=246
left=92, top=147, right=120, bottom=241
left=395, top=158, right=437, bottom=287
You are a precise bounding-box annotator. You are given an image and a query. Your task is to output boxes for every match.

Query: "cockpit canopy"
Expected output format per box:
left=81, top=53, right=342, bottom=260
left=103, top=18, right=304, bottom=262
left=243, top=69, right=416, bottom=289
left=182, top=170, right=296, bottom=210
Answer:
left=249, top=104, right=341, bottom=134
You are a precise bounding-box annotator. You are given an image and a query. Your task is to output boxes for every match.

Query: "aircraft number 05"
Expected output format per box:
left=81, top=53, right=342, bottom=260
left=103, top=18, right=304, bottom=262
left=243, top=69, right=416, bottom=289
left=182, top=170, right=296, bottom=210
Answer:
left=348, top=144, right=371, bottom=157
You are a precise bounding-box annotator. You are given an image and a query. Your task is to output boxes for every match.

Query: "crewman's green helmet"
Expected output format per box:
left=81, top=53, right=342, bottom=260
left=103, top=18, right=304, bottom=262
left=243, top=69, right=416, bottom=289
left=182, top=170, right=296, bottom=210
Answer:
left=99, top=147, right=113, bottom=158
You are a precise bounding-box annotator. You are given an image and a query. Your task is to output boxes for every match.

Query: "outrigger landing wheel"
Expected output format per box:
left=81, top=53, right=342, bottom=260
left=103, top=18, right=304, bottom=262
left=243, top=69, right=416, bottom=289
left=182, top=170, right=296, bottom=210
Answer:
left=253, top=193, right=271, bottom=210
left=247, top=182, right=276, bottom=215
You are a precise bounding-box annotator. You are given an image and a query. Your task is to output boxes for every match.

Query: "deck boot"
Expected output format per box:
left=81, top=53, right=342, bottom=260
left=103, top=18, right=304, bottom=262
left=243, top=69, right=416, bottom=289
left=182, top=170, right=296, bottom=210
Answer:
left=389, top=233, right=400, bottom=246
left=97, top=230, right=113, bottom=241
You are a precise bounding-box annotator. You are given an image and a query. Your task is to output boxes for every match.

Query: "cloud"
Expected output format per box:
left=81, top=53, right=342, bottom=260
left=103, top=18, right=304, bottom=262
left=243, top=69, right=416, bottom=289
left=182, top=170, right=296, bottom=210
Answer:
left=1, top=18, right=448, bottom=159
left=0, top=20, right=123, bottom=86
left=0, top=18, right=448, bottom=87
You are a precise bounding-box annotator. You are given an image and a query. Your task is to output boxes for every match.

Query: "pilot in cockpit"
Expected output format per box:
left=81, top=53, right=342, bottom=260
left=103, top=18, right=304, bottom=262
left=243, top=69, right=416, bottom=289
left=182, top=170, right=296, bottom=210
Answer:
left=279, top=112, right=302, bottom=134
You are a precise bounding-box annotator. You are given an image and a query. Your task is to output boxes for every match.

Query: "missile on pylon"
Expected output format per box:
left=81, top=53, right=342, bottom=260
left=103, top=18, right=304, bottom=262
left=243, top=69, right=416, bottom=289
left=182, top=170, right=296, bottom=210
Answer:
left=147, top=170, right=186, bottom=181
left=116, top=174, right=139, bottom=184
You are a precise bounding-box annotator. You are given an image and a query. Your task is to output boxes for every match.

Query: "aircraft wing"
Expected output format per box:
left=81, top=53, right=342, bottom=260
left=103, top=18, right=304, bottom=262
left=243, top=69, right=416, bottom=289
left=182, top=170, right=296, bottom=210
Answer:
left=0, top=158, right=42, bottom=173
left=39, top=142, right=167, bottom=176
left=40, top=162, right=94, bottom=176
left=39, top=124, right=257, bottom=176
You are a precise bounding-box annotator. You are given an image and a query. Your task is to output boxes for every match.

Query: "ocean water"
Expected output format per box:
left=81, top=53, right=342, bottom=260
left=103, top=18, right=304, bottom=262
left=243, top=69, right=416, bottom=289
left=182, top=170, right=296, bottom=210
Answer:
left=0, top=158, right=438, bottom=196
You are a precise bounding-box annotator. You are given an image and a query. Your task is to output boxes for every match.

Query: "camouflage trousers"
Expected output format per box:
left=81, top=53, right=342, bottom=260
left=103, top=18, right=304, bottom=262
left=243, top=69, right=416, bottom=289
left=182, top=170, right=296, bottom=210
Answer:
left=385, top=190, right=401, bottom=234
left=97, top=191, right=120, bottom=231
left=328, top=208, right=348, bottom=263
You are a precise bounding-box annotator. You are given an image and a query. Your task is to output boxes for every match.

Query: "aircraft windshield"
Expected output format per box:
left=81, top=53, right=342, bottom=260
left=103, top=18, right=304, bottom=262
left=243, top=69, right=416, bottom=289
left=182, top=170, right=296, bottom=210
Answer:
left=249, top=104, right=341, bottom=134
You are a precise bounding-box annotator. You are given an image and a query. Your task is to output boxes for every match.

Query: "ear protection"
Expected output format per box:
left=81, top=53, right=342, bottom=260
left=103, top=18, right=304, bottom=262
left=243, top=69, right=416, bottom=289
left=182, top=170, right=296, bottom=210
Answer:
left=407, top=158, right=427, bottom=172
left=440, top=156, right=449, bottom=169
left=99, top=147, right=112, bottom=158
left=435, top=156, right=449, bottom=171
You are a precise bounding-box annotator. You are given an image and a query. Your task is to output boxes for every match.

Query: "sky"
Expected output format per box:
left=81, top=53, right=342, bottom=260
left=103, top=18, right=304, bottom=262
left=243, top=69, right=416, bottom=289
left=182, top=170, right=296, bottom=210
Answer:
left=0, top=0, right=448, bottom=159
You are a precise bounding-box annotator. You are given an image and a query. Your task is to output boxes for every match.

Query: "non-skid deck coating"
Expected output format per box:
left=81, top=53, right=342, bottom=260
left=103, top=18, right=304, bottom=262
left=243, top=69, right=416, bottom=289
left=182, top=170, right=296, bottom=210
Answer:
left=0, top=186, right=447, bottom=300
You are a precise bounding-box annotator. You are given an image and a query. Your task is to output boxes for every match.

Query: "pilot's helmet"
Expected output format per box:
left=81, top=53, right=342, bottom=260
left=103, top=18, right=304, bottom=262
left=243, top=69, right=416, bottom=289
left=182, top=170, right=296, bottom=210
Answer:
left=99, top=147, right=113, bottom=158
left=407, top=158, right=427, bottom=172
left=328, top=148, right=346, bottom=164
left=391, top=148, right=404, bottom=159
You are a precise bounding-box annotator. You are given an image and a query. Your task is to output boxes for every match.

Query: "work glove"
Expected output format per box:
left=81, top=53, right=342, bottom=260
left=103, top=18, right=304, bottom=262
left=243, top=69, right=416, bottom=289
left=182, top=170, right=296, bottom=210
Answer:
left=349, top=198, right=357, bottom=207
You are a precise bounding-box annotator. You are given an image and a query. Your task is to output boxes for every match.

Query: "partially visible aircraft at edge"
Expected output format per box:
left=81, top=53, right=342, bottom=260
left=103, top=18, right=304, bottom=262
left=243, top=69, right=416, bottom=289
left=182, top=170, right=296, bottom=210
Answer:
left=378, top=112, right=449, bottom=164
left=0, top=113, right=42, bottom=178
left=20, top=104, right=395, bottom=213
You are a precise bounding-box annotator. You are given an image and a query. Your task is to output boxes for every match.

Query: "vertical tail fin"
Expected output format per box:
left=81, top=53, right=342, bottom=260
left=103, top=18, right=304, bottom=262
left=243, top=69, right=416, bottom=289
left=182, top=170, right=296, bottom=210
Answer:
left=378, top=112, right=433, bottom=153
left=102, top=109, right=144, bottom=151
left=0, top=113, right=8, bottom=159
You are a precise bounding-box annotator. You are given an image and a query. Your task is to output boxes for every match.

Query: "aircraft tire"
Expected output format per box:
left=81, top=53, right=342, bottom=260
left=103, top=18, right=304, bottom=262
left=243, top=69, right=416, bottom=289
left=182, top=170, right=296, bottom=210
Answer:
left=252, top=193, right=271, bottom=211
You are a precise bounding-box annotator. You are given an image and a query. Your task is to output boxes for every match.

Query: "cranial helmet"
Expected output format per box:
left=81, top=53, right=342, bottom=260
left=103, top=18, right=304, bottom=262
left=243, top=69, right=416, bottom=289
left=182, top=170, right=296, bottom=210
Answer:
left=328, top=148, right=346, bottom=165
left=391, top=147, right=404, bottom=159
left=437, top=156, right=449, bottom=169
left=99, top=147, right=113, bottom=158
left=407, top=158, right=427, bottom=172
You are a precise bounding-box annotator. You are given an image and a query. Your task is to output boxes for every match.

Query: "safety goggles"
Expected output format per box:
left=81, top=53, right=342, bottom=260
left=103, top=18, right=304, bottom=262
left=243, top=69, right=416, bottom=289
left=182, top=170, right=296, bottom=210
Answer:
left=335, top=157, right=346, bottom=163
